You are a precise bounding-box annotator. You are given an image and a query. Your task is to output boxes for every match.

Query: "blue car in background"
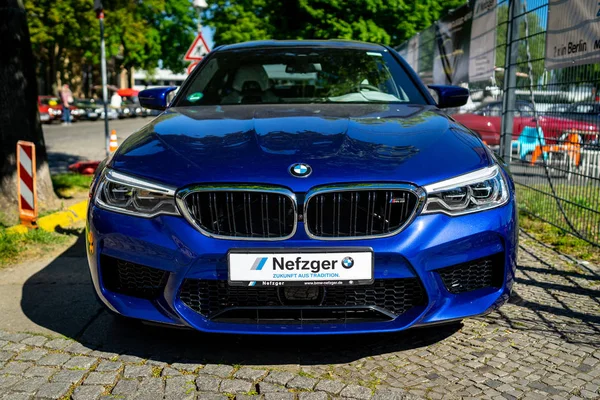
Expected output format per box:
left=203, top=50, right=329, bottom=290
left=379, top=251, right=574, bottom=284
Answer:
left=87, top=40, right=517, bottom=335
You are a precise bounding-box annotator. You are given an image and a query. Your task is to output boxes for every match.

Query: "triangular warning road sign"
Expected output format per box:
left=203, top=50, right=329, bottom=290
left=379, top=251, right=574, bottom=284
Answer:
left=187, top=61, right=199, bottom=75
left=184, top=33, right=210, bottom=61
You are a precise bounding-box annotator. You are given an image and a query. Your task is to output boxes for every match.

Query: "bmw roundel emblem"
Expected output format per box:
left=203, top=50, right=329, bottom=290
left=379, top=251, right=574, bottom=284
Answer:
left=342, top=257, right=354, bottom=269
left=289, top=163, right=312, bottom=178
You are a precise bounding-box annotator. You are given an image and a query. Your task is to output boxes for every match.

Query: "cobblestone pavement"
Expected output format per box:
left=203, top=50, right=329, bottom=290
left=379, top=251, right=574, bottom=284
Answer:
left=0, top=232, right=598, bottom=400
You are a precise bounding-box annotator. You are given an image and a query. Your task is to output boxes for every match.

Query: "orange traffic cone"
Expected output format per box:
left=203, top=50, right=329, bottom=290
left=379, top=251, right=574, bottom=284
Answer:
left=109, top=130, right=119, bottom=152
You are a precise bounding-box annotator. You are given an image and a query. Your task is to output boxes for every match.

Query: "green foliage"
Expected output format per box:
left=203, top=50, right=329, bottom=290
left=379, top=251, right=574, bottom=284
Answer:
left=25, top=0, right=197, bottom=93
left=204, top=0, right=466, bottom=46
left=495, top=4, right=545, bottom=86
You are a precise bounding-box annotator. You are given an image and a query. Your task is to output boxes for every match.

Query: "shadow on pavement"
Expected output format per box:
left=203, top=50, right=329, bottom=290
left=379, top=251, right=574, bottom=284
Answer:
left=492, top=239, right=600, bottom=346
left=20, top=232, right=461, bottom=366
left=48, top=151, right=85, bottom=174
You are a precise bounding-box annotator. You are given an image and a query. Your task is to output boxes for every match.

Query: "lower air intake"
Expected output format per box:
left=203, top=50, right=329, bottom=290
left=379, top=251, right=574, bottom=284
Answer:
left=179, top=279, right=427, bottom=323
left=437, top=253, right=505, bottom=294
left=101, top=255, right=169, bottom=299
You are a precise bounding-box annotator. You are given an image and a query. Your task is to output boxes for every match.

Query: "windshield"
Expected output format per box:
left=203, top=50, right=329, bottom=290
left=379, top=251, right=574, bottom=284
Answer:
left=176, top=47, right=427, bottom=106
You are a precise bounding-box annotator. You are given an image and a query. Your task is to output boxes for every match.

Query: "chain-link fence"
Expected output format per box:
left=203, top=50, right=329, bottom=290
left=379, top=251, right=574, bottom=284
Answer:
left=398, top=0, right=600, bottom=246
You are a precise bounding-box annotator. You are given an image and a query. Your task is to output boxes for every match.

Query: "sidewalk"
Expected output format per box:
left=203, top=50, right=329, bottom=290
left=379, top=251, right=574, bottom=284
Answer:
left=0, top=232, right=598, bottom=399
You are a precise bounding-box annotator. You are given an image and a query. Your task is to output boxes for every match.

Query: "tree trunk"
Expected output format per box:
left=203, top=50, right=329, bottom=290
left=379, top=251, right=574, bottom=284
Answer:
left=127, top=66, right=133, bottom=88
left=0, top=0, right=57, bottom=226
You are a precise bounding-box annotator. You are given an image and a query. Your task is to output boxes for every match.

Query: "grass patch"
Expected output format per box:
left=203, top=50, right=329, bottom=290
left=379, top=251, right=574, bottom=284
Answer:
left=297, top=370, right=317, bottom=379
left=516, top=183, right=600, bottom=245
left=519, top=211, right=600, bottom=264
left=51, top=173, right=93, bottom=198
left=0, top=228, right=69, bottom=266
left=151, top=366, right=163, bottom=378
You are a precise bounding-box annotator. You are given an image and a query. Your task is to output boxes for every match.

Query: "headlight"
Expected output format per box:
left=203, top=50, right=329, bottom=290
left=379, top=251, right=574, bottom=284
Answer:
left=95, top=169, right=180, bottom=217
left=422, top=165, right=509, bottom=216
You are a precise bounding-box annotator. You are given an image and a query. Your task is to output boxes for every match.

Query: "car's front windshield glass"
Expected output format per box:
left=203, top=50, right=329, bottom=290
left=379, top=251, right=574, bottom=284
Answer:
left=176, top=47, right=427, bottom=106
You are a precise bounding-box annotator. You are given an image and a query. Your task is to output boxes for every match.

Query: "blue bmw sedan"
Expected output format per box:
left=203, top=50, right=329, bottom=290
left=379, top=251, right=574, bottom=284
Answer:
left=87, top=40, right=517, bottom=335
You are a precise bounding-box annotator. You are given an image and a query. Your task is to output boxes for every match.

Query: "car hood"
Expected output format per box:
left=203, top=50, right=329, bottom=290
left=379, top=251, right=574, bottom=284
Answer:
left=111, top=104, right=492, bottom=191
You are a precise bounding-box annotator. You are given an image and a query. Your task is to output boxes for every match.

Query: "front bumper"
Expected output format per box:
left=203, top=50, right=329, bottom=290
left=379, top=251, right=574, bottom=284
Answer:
left=87, top=189, right=517, bottom=335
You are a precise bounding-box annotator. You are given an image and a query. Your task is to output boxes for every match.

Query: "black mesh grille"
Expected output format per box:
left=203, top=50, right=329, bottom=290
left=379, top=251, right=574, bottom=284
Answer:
left=305, top=189, right=419, bottom=238
left=101, top=255, right=169, bottom=299
left=437, top=253, right=505, bottom=294
left=184, top=190, right=295, bottom=239
left=322, top=280, right=426, bottom=314
left=179, top=279, right=427, bottom=321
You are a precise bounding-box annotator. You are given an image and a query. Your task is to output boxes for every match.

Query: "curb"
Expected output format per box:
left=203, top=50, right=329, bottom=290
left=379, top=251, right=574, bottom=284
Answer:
left=6, top=200, right=88, bottom=234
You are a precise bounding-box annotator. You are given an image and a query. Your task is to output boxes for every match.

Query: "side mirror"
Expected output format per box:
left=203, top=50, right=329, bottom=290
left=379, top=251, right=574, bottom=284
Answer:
left=138, top=86, right=178, bottom=110
left=428, top=85, right=470, bottom=109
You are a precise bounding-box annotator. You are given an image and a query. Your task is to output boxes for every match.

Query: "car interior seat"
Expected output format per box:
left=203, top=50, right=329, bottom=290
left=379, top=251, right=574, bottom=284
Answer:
left=221, top=65, right=277, bottom=104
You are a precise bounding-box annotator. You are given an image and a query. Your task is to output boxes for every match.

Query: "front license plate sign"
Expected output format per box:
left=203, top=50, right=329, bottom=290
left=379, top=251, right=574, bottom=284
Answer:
left=228, top=249, right=373, bottom=287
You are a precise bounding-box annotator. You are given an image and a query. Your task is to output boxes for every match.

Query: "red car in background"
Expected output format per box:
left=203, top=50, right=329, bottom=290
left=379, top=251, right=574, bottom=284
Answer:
left=453, top=101, right=599, bottom=147
left=38, top=95, right=83, bottom=123
left=38, top=96, right=63, bottom=123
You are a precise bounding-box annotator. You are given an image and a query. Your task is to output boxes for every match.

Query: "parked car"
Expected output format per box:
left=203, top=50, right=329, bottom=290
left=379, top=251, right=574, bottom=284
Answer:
left=93, top=101, right=119, bottom=120
left=88, top=40, right=516, bottom=335
left=553, top=102, right=600, bottom=126
left=545, top=103, right=570, bottom=114
left=452, top=100, right=599, bottom=147
left=143, top=107, right=162, bottom=117
left=38, top=96, right=62, bottom=123
left=116, top=96, right=144, bottom=118
left=73, top=99, right=101, bottom=121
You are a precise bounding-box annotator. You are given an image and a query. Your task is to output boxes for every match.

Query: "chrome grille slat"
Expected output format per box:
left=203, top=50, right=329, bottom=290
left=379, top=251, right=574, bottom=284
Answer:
left=319, top=195, right=324, bottom=236
left=305, top=186, right=422, bottom=239
left=178, top=184, right=422, bottom=241
left=180, top=187, right=296, bottom=240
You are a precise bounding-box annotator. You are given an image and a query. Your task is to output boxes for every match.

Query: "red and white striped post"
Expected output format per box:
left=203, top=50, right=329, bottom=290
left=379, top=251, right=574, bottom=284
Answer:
left=16, top=141, right=37, bottom=226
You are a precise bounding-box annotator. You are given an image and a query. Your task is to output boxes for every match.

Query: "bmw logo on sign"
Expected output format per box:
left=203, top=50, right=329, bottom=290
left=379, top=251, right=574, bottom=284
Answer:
left=342, top=257, right=354, bottom=269
left=289, top=163, right=312, bottom=178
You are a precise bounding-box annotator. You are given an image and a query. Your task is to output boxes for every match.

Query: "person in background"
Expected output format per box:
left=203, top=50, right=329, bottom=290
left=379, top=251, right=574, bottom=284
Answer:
left=60, top=84, right=73, bottom=125
left=110, top=91, right=122, bottom=109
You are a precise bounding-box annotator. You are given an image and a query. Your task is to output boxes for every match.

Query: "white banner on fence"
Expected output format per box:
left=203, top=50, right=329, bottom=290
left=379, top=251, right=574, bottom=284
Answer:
left=468, top=0, right=497, bottom=82
left=405, top=35, right=419, bottom=71
left=545, top=0, right=600, bottom=70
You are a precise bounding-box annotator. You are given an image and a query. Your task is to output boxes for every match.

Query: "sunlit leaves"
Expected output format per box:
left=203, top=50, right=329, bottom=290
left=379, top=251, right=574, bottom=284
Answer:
left=203, top=0, right=466, bottom=46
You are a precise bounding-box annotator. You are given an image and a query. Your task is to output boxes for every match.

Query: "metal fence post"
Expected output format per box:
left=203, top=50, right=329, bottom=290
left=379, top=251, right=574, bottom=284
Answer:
left=500, top=0, right=520, bottom=163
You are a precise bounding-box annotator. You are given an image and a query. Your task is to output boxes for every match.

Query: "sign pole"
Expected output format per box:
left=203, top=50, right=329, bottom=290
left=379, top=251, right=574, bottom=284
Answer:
left=186, top=0, right=209, bottom=70
left=95, top=0, right=110, bottom=156
left=500, top=0, right=520, bottom=164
